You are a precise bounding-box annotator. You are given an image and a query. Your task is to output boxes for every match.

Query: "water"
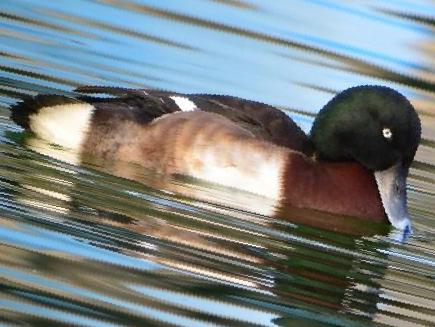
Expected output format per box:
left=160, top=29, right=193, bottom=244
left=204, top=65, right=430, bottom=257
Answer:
left=0, top=0, right=434, bottom=326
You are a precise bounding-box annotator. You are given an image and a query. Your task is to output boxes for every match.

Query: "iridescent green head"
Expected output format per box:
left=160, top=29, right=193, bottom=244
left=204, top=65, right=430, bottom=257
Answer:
left=310, top=86, right=421, bottom=231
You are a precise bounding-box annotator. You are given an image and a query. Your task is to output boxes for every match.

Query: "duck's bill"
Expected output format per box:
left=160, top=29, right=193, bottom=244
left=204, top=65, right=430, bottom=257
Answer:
left=374, top=163, right=412, bottom=232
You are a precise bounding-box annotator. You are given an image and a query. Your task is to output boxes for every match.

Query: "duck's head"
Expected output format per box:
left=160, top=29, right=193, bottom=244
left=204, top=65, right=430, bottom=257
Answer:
left=310, top=85, right=421, bottom=231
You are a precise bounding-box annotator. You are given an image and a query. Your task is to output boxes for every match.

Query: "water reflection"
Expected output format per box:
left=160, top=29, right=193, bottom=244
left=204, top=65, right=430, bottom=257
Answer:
left=0, top=0, right=435, bottom=325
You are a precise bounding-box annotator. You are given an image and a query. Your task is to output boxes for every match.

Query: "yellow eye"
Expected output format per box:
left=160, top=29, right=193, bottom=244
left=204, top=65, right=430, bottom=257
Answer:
left=382, top=127, right=392, bottom=139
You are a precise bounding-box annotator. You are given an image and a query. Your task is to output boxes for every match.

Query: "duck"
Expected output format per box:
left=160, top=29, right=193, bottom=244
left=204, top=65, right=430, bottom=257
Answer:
left=10, top=85, right=421, bottom=231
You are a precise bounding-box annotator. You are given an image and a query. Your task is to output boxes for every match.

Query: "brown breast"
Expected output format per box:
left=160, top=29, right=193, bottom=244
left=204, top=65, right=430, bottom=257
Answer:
left=281, top=153, right=387, bottom=222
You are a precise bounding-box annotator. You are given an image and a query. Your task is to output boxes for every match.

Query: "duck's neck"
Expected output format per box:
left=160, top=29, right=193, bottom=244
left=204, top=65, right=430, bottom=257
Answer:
left=280, top=153, right=387, bottom=222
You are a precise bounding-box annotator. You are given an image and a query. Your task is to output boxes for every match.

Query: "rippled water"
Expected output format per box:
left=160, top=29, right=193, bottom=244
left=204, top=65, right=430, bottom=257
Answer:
left=0, top=0, right=434, bottom=326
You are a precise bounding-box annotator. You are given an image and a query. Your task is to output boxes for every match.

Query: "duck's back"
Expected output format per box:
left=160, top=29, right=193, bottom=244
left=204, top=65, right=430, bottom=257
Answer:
left=77, top=86, right=313, bottom=155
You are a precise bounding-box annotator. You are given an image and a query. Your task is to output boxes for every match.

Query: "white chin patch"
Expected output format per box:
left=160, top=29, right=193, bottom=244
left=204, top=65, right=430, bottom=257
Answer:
left=169, top=96, right=197, bottom=112
left=29, top=103, right=95, bottom=151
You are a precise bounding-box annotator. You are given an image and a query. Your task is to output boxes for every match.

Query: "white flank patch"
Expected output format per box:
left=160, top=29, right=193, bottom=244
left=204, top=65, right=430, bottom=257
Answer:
left=185, top=143, right=286, bottom=206
left=29, top=103, right=94, bottom=151
left=169, top=96, right=197, bottom=112
left=194, top=156, right=283, bottom=200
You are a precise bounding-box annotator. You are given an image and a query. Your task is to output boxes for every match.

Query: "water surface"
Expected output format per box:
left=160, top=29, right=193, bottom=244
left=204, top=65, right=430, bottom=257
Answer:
left=0, top=0, right=435, bottom=326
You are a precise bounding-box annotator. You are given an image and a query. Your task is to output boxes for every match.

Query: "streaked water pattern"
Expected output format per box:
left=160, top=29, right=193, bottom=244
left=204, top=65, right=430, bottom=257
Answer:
left=0, top=0, right=435, bottom=325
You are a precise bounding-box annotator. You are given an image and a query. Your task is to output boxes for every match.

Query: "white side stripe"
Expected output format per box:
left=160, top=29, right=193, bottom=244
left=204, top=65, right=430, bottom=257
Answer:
left=170, top=96, right=197, bottom=112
